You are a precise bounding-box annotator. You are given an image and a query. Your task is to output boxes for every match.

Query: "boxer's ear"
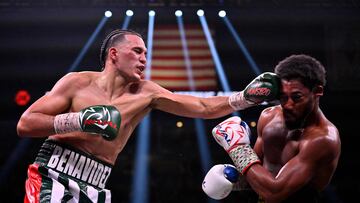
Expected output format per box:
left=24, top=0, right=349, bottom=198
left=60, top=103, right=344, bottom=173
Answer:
left=108, top=47, right=118, bottom=60
left=312, top=85, right=323, bottom=96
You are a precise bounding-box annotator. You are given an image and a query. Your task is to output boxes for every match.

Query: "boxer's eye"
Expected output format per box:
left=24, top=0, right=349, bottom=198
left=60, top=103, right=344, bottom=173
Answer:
left=133, top=48, right=142, bottom=54
left=291, top=94, right=302, bottom=102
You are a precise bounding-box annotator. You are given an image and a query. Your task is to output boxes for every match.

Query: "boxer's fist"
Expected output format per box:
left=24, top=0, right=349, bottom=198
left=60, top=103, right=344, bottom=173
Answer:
left=212, top=116, right=251, bottom=152
left=244, top=72, right=280, bottom=103
left=212, top=118, right=260, bottom=175
left=79, top=105, right=121, bottom=140
left=54, top=105, right=121, bottom=141
left=202, top=164, right=239, bottom=200
left=229, top=72, right=280, bottom=110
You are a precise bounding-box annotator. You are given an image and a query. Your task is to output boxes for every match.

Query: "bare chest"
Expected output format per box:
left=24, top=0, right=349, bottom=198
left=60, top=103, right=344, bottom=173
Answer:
left=54, top=84, right=152, bottom=163
left=72, top=85, right=151, bottom=124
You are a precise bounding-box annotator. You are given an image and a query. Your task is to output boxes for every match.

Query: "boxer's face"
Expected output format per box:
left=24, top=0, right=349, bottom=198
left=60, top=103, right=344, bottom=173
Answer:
left=112, top=34, right=147, bottom=82
left=279, top=79, right=316, bottom=129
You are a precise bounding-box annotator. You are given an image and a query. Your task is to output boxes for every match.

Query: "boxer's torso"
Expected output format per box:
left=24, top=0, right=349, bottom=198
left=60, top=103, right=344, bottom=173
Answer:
left=51, top=71, right=153, bottom=164
left=259, top=106, right=339, bottom=192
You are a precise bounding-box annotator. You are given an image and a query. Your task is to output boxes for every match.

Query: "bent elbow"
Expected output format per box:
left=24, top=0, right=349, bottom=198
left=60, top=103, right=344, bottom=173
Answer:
left=260, top=190, right=287, bottom=203
left=17, top=119, right=28, bottom=137
left=261, top=194, right=281, bottom=203
left=17, top=115, right=33, bottom=137
left=257, top=184, right=286, bottom=203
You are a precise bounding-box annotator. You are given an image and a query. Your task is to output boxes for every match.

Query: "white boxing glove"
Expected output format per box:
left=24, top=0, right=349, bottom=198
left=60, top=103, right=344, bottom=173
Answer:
left=212, top=116, right=260, bottom=175
left=202, top=164, right=239, bottom=200
left=212, top=116, right=251, bottom=152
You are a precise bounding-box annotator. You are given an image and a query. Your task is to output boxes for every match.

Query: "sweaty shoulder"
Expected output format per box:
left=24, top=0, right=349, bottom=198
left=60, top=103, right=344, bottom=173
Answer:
left=55, top=71, right=95, bottom=89
left=49, top=71, right=97, bottom=97
left=300, top=119, right=341, bottom=164
left=260, top=105, right=281, bottom=119
left=257, top=105, right=282, bottom=136
left=306, top=116, right=340, bottom=143
left=140, top=80, right=172, bottom=95
left=258, top=105, right=282, bottom=125
left=64, top=72, right=95, bottom=87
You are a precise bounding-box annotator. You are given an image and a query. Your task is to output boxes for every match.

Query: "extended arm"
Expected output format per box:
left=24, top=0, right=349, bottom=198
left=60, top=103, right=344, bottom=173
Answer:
left=149, top=72, right=280, bottom=119
left=151, top=88, right=233, bottom=119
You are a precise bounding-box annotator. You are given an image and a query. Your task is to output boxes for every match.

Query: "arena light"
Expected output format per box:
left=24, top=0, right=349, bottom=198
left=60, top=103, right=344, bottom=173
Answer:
left=104, top=10, right=112, bottom=18
left=218, top=10, right=226, bottom=17
left=198, top=12, right=230, bottom=92
left=175, top=10, right=182, bottom=17
left=15, top=90, right=31, bottom=106
left=144, top=9, right=155, bottom=79
left=195, top=119, right=213, bottom=174
left=198, top=9, right=239, bottom=117
left=176, top=11, right=213, bottom=175
left=131, top=9, right=155, bottom=203
left=177, top=9, right=195, bottom=90
left=126, top=9, right=134, bottom=16
left=131, top=115, right=151, bottom=203
left=122, top=10, right=134, bottom=29
left=197, top=9, right=204, bottom=16
left=148, top=10, right=155, bottom=17
left=68, top=14, right=110, bottom=72
left=221, top=15, right=261, bottom=75
left=176, top=121, right=183, bottom=128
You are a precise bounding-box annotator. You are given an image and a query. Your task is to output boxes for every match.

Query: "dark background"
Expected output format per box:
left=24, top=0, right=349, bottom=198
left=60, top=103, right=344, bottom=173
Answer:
left=0, top=0, right=359, bottom=202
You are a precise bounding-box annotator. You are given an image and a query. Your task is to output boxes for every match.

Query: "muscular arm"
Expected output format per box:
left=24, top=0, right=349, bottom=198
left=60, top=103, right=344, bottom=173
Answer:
left=245, top=132, right=339, bottom=202
left=148, top=81, right=234, bottom=119
left=147, top=72, right=281, bottom=118
left=17, top=73, right=80, bottom=137
left=253, top=106, right=276, bottom=160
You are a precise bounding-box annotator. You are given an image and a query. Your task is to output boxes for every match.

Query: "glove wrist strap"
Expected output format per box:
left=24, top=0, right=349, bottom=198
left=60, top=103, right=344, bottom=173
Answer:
left=228, top=91, right=254, bottom=111
left=54, top=112, right=81, bottom=134
left=229, top=144, right=261, bottom=175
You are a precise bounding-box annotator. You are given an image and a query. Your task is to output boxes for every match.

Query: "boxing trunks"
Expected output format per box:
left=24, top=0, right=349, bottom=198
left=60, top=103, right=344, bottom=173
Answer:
left=24, top=139, right=113, bottom=203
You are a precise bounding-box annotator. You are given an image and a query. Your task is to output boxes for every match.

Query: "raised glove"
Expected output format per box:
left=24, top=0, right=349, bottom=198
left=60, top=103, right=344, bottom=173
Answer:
left=212, top=116, right=260, bottom=175
left=202, top=164, right=239, bottom=200
left=212, top=116, right=251, bottom=152
left=229, top=72, right=280, bottom=110
left=54, top=105, right=121, bottom=141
